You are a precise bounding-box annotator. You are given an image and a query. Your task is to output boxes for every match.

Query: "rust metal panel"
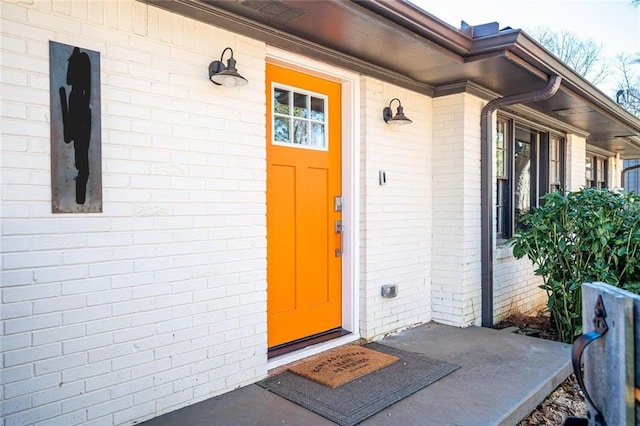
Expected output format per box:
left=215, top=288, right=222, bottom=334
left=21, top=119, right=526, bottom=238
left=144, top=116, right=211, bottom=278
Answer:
left=49, top=41, right=102, bottom=213
left=581, top=282, right=636, bottom=425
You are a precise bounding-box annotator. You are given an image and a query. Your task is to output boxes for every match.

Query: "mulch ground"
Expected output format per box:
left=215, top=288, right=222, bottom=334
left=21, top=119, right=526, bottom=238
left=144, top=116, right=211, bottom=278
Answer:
left=494, top=311, right=588, bottom=425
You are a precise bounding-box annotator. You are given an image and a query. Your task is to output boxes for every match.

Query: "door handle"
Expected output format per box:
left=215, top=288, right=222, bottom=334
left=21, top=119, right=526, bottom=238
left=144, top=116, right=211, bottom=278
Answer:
left=335, top=220, right=343, bottom=257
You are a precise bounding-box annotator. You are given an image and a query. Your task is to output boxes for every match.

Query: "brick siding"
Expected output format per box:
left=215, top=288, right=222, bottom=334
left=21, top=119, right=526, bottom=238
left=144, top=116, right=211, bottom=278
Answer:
left=358, top=77, right=433, bottom=339
left=1, top=1, right=267, bottom=424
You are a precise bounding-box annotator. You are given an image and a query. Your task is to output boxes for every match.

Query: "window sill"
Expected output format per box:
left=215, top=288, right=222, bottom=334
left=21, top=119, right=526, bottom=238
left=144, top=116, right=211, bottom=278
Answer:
left=495, top=242, right=514, bottom=259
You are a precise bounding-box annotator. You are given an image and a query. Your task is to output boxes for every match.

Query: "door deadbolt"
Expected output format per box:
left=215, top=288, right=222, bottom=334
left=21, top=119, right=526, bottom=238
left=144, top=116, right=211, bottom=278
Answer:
left=335, top=220, right=343, bottom=257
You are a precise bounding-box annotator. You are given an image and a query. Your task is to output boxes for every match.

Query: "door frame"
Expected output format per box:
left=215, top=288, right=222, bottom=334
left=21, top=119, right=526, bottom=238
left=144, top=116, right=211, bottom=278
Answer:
left=266, top=47, right=361, bottom=369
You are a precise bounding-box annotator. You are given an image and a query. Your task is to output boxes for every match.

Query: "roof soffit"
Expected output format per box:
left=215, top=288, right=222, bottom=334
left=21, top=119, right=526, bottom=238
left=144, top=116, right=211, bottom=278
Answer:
left=143, top=0, right=640, bottom=156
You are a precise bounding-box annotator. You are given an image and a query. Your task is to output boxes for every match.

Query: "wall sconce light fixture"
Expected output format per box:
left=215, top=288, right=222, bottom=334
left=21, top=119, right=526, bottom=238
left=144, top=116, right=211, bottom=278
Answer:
left=208, top=47, right=248, bottom=87
left=383, top=98, right=412, bottom=125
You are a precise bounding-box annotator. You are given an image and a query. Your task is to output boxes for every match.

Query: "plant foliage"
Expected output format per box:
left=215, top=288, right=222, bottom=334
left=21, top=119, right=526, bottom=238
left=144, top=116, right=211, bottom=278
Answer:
left=509, top=188, right=640, bottom=342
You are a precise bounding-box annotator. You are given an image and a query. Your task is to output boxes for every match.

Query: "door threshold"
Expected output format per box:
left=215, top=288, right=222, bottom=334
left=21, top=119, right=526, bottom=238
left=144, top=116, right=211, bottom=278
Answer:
left=268, top=328, right=351, bottom=359
left=266, top=332, right=360, bottom=371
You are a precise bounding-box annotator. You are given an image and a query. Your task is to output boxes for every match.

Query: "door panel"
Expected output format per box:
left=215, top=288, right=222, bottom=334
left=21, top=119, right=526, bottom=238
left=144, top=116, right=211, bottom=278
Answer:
left=269, top=164, right=296, bottom=313
left=266, top=64, right=342, bottom=348
left=306, top=167, right=329, bottom=305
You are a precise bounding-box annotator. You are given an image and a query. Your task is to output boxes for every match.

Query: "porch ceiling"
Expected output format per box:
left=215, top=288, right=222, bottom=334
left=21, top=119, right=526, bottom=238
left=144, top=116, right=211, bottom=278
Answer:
left=145, top=0, right=640, bottom=158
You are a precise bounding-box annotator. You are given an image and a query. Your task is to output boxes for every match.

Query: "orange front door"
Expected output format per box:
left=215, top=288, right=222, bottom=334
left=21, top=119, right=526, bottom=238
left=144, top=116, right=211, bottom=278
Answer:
left=266, top=63, right=342, bottom=348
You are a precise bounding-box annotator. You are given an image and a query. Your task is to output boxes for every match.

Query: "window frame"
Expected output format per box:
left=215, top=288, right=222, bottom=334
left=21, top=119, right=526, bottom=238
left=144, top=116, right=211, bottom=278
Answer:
left=496, top=115, right=566, bottom=241
left=495, top=119, right=510, bottom=241
left=585, top=152, right=608, bottom=189
left=271, top=82, right=330, bottom=152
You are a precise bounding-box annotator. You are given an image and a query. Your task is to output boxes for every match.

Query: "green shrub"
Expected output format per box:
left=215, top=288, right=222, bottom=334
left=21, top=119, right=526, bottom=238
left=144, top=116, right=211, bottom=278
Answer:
left=509, top=187, right=640, bottom=343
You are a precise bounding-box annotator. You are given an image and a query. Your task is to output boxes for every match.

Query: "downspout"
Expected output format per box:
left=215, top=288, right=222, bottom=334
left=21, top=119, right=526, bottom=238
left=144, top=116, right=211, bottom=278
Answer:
left=480, top=75, right=562, bottom=327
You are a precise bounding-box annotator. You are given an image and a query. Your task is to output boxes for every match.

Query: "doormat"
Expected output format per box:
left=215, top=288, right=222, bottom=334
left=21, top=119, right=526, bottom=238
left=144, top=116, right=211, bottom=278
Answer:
left=288, top=345, right=399, bottom=388
left=258, top=342, right=459, bottom=426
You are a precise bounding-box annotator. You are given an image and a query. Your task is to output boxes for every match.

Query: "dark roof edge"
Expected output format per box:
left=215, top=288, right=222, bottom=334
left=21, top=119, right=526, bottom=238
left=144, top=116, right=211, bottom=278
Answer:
left=145, top=0, right=640, bottom=137
left=435, top=81, right=591, bottom=138
left=143, top=0, right=435, bottom=95
left=433, top=80, right=498, bottom=99
left=352, top=0, right=472, bottom=55
left=358, top=2, right=640, bottom=133
left=470, top=30, right=640, bottom=133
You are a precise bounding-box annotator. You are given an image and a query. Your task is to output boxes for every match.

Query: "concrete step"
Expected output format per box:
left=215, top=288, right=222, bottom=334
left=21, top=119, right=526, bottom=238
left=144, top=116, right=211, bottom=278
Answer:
left=142, top=322, right=572, bottom=426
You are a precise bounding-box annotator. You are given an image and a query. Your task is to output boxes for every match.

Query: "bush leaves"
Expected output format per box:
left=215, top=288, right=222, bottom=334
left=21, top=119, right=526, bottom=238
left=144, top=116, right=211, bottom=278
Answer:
left=509, top=188, right=640, bottom=343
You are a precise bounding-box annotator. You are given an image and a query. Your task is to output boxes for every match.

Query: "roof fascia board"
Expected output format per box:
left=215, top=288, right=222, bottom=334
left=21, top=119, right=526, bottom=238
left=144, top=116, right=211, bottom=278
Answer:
left=353, top=0, right=472, bottom=55
left=511, top=41, right=640, bottom=129
left=586, top=144, right=621, bottom=157
left=144, top=0, right=640, bottom=137
left=623, top=138, right=640, bottom=156
left=369, top=3, right=639, bottom=135
left=143, top=0, right=435, bottom=95
left=467, top=30, right=523, bottom=56
left=472, top=31, right=640, bottom=131
left=433, top=81, right=589, bottom=137
left=433, top=80, right=498, bottom=100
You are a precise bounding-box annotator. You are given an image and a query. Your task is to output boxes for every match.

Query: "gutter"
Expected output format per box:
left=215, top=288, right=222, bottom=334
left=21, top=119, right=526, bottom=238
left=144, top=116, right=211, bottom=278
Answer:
left=480, top=75, right=562, bottom=327
left=144, top=0, right=436, bottom=96
left=356, top=0, right=473, bottom=55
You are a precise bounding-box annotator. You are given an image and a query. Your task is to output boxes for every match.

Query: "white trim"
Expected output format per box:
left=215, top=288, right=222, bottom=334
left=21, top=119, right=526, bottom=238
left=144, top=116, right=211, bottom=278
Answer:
left=267, top=334, right=361, bottom=370
left=586, top=144, right=618, bottom=158
left=270, top=82, right=330, bottom=151
left=266, top=46, right=361, bottom=367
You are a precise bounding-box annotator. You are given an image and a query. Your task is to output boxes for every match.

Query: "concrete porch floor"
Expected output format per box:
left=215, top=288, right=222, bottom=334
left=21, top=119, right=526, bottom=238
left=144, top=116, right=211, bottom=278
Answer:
left=141, top=322, right=573, bottom=426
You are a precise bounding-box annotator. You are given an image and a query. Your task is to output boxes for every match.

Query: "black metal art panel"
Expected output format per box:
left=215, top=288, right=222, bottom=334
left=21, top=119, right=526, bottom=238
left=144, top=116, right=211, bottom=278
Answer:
left=49, top=41, right=102, bottom=213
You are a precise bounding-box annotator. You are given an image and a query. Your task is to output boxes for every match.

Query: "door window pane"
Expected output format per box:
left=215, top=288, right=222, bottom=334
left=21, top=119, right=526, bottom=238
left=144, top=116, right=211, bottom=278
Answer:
left=274, top=117, right=290, bottom=143
left=274, top=88, right=290, bottom=115
left=272, top=84, right=328, bottom=151
left=311, top=123, right=325, bottom=148
left=294, top=93, right=308, bottom=118
left=311, top=96, right=325, bottom=121
left=293, top=119, right=308, bottom=145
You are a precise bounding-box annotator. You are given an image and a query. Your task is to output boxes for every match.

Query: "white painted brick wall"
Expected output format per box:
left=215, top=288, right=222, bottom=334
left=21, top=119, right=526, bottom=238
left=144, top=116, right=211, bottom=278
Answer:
left=1, top=0, right=604, bottom=424
left=566, top=134, right=587, bottom=191
left=358, top=77, right=432, bottom=339
left=494, top=247, right=546, bottom=319
left=432, top=93, right=563, bottom=326
left=431, top=93, right=483, bottom=327
left=609, top=155, right=624, bottom=189
left=1, top=1, right=266, bottom=425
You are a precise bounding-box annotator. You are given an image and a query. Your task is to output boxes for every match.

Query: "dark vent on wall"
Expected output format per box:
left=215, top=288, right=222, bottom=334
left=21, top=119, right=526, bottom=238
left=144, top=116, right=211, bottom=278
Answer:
left=241, top=0, right=305, bottom=22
